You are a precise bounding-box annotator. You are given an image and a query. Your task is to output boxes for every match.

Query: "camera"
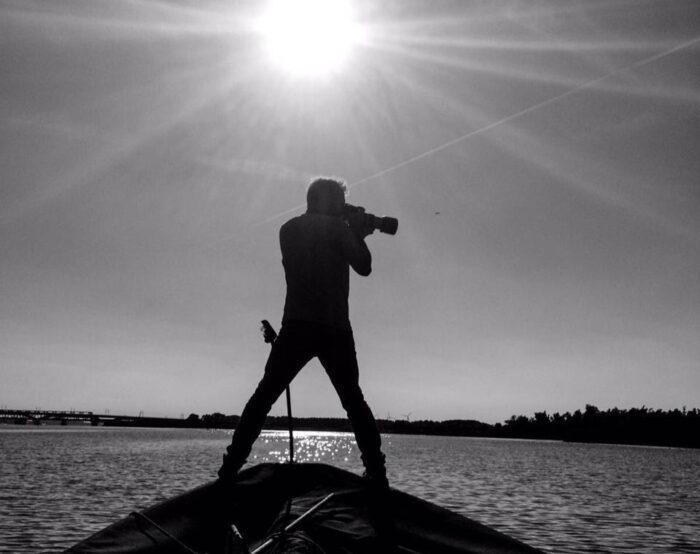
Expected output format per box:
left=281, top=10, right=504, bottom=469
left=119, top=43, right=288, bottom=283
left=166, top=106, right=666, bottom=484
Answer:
left=344, top=204, right=398, bottom=235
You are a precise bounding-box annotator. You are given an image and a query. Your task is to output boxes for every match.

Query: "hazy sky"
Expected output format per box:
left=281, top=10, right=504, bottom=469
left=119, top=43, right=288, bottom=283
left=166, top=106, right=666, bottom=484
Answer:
left=2, top=0, right=699, bottom=424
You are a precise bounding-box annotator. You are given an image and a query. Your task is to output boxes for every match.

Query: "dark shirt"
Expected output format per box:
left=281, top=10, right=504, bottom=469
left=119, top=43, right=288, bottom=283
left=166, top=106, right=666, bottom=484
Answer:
left=280, top=213, right=371, bottom=330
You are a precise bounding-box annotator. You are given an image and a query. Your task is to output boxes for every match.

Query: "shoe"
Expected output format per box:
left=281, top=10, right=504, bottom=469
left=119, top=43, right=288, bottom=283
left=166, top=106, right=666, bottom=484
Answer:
left=362, top=473, right=396, bottom=552
left=361, top=452, right=389, bottom=491
left=217, top=454, right=246, bottom=482
left=215, top=454, right=246, bottom=517
left=362, top=470, right=390, bottom=492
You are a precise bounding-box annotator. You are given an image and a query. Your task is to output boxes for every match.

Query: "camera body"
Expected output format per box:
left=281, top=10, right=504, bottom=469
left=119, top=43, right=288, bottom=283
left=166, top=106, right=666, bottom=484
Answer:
left=344, top=204, right=398, bottom=235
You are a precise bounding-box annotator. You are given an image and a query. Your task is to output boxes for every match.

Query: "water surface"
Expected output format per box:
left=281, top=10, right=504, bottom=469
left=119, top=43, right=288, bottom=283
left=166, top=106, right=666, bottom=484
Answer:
left=1, top=426, right=698, bottom=553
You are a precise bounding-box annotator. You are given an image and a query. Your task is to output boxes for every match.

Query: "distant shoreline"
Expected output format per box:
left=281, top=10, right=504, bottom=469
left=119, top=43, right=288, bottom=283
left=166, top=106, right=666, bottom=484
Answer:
left=3, top=405, right=698, bottom=449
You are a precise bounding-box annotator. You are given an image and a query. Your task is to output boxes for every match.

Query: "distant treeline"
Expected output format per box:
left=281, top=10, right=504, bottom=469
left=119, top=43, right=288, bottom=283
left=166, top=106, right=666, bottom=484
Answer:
left=189, top=413, right=492, bottom=437
left=498, top=405, right=700, bottom=448
left=187, top=405, right=700, bottom=449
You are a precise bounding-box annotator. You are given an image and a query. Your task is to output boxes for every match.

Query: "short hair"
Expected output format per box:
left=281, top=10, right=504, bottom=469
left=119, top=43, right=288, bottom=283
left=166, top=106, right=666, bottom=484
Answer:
left=306, top=177, right=347, bottom=212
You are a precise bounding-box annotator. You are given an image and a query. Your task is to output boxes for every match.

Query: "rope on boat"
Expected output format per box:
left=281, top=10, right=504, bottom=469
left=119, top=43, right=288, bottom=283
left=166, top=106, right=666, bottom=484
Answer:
left=230, top=523, right=252, bottom=554
left=251, top=493, right=336, bottom=554
left=255, top=530, right=327, bottom=553
left=129, top=511, right=201, bottom=554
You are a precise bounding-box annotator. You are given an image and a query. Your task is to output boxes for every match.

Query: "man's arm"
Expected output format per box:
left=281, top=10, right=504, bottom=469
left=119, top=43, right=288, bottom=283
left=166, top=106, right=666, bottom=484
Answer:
left=338, top=219, right=372, bottom=276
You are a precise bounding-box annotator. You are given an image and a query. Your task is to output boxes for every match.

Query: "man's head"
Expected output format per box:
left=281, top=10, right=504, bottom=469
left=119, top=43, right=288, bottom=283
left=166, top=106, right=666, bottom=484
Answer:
left=306, top=177, right=347, bottom=216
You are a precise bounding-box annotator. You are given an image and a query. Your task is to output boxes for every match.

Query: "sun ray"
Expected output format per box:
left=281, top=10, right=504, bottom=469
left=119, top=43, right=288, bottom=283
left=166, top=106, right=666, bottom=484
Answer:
left=2, top=0, right=251, bottom=39
left=484, top=123, right=700, bottom=246
left=1, top=52, right=265, bottom=224
left=361, top=29, right=700, bottom=107
left=374, top=33, right=687, bottom=54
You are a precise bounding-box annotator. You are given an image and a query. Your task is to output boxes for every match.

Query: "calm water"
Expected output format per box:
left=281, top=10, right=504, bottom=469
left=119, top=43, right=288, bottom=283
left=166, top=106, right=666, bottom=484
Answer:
left=1, top=426, right=699, bottom=553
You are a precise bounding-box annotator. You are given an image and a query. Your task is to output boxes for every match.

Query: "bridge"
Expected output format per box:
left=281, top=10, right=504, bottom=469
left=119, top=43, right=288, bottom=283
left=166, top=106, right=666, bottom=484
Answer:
left=0, top=409, right=188, bottom=428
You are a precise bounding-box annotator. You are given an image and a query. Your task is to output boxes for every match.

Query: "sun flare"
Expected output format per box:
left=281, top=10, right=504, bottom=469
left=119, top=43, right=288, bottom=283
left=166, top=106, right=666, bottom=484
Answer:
left=256, top=0, right=365, bottom=78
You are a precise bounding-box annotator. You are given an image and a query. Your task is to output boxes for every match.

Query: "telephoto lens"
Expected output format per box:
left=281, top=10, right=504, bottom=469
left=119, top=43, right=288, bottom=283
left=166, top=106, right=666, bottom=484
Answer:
left=344, top=204, right=398, bottom=235
left=371, top=214, right=398, bottom=235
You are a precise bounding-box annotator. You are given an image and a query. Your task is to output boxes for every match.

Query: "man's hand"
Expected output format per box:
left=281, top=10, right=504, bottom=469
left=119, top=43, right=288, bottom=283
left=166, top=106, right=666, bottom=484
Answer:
left=347, top=209, right=375, bottom=239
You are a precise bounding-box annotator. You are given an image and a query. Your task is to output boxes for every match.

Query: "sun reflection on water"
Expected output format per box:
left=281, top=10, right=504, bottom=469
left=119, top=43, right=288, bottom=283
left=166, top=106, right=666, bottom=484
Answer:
left=251, top=430, right=363, bottom=467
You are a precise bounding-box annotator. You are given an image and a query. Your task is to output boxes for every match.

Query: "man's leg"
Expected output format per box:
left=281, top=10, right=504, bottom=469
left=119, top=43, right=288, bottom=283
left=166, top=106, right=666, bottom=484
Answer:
left=218, top=324, right=313, bottom=481
left=317, top=329, right=387, bottom=485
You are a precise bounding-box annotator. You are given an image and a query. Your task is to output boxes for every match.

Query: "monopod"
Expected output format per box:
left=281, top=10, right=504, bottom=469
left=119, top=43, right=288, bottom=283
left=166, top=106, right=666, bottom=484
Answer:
left=260, top=320, right=294, bottom=464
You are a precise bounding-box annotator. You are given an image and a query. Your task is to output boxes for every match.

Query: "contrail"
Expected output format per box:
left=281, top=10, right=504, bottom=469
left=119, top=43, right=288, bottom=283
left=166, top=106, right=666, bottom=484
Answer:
left=255, top=34, right=700, bottom=227
left=350, top=34, right=700, bottom=189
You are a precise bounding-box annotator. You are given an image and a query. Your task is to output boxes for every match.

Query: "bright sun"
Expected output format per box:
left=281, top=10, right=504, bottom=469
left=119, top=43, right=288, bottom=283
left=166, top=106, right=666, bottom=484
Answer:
left=256, top=0, right=365, bottom=78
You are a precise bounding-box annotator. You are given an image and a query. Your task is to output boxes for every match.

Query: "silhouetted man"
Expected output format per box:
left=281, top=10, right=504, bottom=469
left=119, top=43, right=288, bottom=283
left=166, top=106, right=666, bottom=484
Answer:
left=218, top=177, right=387, bottom=488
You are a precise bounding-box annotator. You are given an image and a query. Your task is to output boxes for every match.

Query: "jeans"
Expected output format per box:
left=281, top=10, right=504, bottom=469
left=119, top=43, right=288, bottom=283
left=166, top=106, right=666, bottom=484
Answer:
left=219, top=320, right=385, bottom=479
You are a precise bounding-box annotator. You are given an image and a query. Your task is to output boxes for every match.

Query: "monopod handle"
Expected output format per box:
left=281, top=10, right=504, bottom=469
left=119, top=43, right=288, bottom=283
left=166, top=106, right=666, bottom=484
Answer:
left=260, top=320, right=278, bottom=343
